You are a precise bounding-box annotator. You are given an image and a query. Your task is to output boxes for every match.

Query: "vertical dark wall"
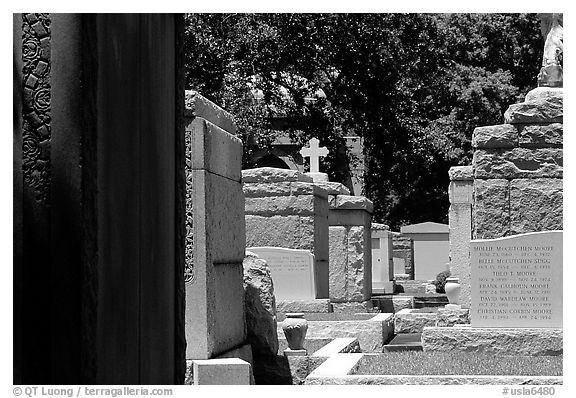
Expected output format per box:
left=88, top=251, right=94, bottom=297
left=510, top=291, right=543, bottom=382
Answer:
left=15, top=13, right=184, bottom=384
left=95, top=14, right=177, bottom=384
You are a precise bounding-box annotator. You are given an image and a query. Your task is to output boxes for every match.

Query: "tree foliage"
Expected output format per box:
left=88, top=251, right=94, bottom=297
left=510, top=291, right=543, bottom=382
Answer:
left=184, top=13, right=542, bottom=230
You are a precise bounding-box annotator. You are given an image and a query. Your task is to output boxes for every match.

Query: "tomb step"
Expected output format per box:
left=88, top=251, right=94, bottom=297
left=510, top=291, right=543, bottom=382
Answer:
left=413, top=295, right=448, bottom=308
left=383, top=333, right=422, bottom=352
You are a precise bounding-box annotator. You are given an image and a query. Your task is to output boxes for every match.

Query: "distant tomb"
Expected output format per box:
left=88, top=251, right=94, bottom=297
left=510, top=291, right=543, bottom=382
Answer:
left=400, top=222, right=449, bottom=281
left=470, top=231, right=562, bottom=328
left=248, top=247, right=316, bottom=301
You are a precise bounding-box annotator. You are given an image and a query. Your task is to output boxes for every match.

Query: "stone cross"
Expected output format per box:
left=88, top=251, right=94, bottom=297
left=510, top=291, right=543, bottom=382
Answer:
left=300, top=138, right=329, bottom=173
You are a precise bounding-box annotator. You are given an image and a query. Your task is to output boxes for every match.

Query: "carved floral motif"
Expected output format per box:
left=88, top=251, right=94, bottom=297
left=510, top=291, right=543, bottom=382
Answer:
left=22, top=13, right=51, bottom=204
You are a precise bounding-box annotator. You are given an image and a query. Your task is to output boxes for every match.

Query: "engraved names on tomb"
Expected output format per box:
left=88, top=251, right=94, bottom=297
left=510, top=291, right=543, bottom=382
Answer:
left=471, top=231, right=562, bottom=328
left=247, top=247, right=316, bottom=301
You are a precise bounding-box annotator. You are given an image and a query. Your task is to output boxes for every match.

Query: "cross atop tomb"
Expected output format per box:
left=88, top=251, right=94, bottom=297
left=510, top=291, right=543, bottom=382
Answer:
left=300, top=138, right=329, bottom=173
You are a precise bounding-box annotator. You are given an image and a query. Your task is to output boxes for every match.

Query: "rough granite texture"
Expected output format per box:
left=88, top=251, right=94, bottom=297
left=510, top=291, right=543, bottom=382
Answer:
left=509, top=178, right=563, bottom=235
left=245, top=215, right=315, bottom=251
left=504, top=92, right=563, bottom=124
left=314, top=181, right=351, bottom=195
left=305, top=375, right=562, bottom=385
left=242, top=167, right=313, bottom=183
left=421, top=327, right=563, bottom=356
left=394, top=309, right=437, bottom=334
left=472, top=179, right=510, bottom=239
left=243, top=252, right=278, bottom=356
left=436, top=308, right=470, bottom=327
left=472, top=124, right=518, bottom=149
left=448, top=165, right=473, bottom=181
left=372, top=296, right=414, bottom=313
left=331, top=301, right=374, bottom=313
left=473, top=148, right=563, bottom=179
left=329, top=195, right=374, bottom=212
left=518, top=123, right=563, bottom=148
left=276, top=299, right=332, bottom=313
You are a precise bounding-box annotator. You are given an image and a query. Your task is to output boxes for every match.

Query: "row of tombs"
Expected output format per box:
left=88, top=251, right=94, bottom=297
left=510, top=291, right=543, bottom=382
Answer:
left=185, top=85, right=563, bottom=385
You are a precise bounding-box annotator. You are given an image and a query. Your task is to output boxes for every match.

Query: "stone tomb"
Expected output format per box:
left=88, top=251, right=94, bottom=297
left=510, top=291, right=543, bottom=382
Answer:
left=248, top=247, right=316, bottom=300
left=470, top=231, right=562, bottom=328
left=400, top=222, right=449, bottom=281
left=371, top=223, right=394, bottom=294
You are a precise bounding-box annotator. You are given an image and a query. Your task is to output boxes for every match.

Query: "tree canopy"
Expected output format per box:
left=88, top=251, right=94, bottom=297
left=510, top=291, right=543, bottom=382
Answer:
left=184, top=13, right=542, bottom=230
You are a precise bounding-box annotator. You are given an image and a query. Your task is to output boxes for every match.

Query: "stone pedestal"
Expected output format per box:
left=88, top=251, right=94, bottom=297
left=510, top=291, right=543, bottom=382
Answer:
left=448, top=166, right=473, bottom=308
left=243, top=167, right=330, bottom=298
left=328, top=190, right=373, bottom=303
left=472, top=88, right=563, bottom=240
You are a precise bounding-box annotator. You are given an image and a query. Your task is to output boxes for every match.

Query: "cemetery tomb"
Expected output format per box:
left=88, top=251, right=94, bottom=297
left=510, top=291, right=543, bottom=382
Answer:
left=243, top=167, right=330, bottom=298
left=371, top=224, right=394, bottom=294
left=470, top=230, right=562, bottom=328
left=400, top=222, right=449, bottom=281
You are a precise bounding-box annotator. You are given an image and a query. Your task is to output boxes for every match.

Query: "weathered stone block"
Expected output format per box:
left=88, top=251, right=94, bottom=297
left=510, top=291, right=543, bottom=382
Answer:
left=185, top=90, right=237, bottom=134
left=449, top=180, right=473, bottom=204
left=472, top=124, right=518, bottom=149
left=422, top=326, right=562, bottom=356
left=331, top=301, right=373, bottom=313
left=448, top=202, right=472, bottom=309
left=242, top=167, right=313, bottom=183
left=245, top=196, right=316, bottom=216
left=291, top=182, right=328, bottom=198
left=518, top=123, right=563, bottom=148
left=394, top=309, right=437, bottom=334
left=192, top=358, right=251, bottom=385
left=314, top=181, right=350, bottom=195
left=347, top=226, right=371, bottom=301
left=472, top=179, right=509, bottom=239
left=245, top=215, right=314, bottom=251
left=504, top=93, right=563, bottom=124
left=448, top=165, right=473, bottom=181
left=243, top=253, right=278, bottom=356
left=242, top=182, right=292, bottom=197
left=524, top=86, right=563, bottom=102
left=329, top=226, right=348, bottom=302
left=329, top=195, right=374, bottom=212
left=510, top=178, right=563, bottom=235
left=473, top=148, right=563, bottom=179
left=190, top=118, right=243, bottom=181
left=436, top=308, right=470, bottom=327
left=329, top=209, right=371, bottom=227
left=276, top=299, right=332, bottom=313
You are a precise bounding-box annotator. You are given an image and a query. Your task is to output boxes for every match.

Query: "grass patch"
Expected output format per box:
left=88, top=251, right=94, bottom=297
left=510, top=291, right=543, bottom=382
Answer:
left=356, top=352, right=562, bottom=376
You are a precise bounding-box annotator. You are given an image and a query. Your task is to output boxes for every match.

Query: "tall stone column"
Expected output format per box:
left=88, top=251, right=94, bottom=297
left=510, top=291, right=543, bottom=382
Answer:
left=448, top=166, right=473, bottom=308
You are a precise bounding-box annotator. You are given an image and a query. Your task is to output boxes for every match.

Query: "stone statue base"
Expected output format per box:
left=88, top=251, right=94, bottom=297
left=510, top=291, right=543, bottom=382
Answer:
left=538, top=65, right=563, bottom=88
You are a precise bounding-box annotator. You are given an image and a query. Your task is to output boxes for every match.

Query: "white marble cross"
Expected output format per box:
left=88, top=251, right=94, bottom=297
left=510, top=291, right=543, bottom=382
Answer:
left=300, top=138, right=329, bottom=173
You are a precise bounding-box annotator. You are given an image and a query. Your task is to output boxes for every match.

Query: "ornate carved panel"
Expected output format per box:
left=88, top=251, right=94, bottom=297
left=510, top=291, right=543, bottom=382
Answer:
left=22, top=13, right=51, bottom=204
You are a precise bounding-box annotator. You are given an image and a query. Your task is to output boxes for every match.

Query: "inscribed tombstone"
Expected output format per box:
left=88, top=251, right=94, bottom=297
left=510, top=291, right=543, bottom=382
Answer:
left=248, top=247, right=316, bottom=300
left=470, top=231, right=562, bottom=328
